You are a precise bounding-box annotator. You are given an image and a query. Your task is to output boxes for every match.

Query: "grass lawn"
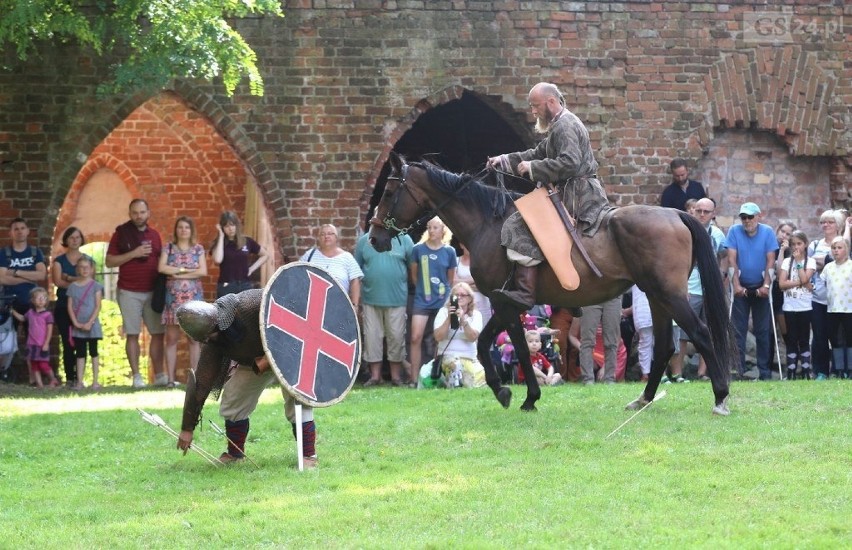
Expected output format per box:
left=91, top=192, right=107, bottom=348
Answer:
left=0, top=379, right=849, bottom=548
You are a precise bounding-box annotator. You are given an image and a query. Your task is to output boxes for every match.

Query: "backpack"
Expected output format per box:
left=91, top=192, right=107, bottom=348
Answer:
left=807, top=240, right=818, bottom=258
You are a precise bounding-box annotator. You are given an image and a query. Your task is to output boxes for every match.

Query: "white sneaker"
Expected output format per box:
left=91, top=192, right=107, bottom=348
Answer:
left=132, top=374, right=146, bottom=389
left=153, top=373, right=169, bottom=387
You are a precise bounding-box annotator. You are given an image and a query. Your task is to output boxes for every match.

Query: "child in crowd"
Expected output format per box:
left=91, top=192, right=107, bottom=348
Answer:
left=11, top=287, right=58, bottom=388
left=518, top=330, right=563, bottom=386
left=821, top=236, right=852, bottom=378
left=630, top=285, right=653, bottom=382
left=67, top=256, right=104, bottom=390
left=778, top=230, right=816, bottom=380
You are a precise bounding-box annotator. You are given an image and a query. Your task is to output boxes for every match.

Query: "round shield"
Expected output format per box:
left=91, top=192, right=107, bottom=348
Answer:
left=260, top=262, right=361, bottom=407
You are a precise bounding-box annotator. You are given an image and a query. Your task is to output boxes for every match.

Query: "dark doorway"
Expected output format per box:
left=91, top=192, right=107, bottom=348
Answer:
left=367, top=90, right=529, bottom=238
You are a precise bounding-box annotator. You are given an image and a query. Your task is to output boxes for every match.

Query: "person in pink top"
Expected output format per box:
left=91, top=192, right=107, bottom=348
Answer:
left=11, top=288, right=58, bottom=388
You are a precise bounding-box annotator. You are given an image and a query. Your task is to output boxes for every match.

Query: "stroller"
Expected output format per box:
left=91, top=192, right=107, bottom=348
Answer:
left=0, top=295, right=18, bottom=383
left=496, top=306, right=563, bottom=384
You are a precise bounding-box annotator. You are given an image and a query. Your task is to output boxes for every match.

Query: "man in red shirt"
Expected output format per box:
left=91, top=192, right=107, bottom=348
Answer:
left=106, top=199, right=166, bottom=388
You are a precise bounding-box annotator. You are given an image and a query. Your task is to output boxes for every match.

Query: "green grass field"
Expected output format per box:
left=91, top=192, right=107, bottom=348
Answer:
left=1, top=380, right=849, bottom=548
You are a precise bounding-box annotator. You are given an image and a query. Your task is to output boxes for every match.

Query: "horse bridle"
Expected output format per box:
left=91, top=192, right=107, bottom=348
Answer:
left=370, top=161, right=475, bottom=235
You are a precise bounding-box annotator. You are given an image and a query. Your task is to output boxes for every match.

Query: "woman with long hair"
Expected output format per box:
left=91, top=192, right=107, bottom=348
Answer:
left=772, top=222, right=796, bottom=363
left=159, top=216, right=207, bottom=387
left=211, top=211, right=269, bottom=298
left=778, top=230, right=816, bottom=380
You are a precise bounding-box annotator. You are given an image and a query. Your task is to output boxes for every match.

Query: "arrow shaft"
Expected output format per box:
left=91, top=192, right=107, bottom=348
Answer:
left=138, top=409, right=222, bottom=466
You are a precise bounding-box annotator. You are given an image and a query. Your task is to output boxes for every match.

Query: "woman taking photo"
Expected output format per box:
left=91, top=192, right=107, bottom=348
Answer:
left=51, top=226, right=88, bottom=387
left=432, top=282, right=485, bottom=388
left=159, top=216, right=207, bottom=387
left=212, top=211, right=269, bottom=298
left=455, top=242, right=492, bottom=329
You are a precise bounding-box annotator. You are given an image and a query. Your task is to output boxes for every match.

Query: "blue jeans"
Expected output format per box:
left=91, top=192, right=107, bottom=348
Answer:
left=732, top=293, right=772, bottom=379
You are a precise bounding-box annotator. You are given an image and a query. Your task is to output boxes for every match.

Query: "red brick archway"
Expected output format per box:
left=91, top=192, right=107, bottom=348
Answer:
left=54, top=92, right=270, bottom=300
left=698, top=46, right=850, bottom=214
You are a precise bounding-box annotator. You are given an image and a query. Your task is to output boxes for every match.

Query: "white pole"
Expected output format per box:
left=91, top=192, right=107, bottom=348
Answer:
left=727, top=267, right=736, bottom=318
left=767, top=269, right=784, bottom=379
left=295, top=403, right=304, bottom=472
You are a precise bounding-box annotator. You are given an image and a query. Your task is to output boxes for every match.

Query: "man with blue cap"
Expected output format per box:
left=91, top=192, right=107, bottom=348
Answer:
left=725, top=202, right=779, bottom=380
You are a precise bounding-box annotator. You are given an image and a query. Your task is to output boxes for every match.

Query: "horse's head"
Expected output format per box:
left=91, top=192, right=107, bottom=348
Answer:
left=368, top=151, right=431, bottom=252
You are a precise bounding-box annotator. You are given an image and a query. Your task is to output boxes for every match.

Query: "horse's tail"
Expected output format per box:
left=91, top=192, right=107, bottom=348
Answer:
left=679, top=212, right=737, bottom=381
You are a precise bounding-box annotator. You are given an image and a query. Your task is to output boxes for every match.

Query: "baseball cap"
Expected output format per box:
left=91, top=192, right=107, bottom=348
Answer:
left=739, top=202, right=761, bottom=216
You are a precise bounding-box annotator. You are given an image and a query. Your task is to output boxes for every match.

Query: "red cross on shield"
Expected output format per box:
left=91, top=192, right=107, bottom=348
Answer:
left=260, top=263, right=361, bottom=407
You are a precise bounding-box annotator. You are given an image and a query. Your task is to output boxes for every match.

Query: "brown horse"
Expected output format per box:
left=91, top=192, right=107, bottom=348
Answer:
left=369, top=152, right=736, bottom=415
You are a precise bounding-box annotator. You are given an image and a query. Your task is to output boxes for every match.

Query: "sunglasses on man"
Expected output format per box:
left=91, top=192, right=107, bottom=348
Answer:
left=739, top=214, right=755, bottom=221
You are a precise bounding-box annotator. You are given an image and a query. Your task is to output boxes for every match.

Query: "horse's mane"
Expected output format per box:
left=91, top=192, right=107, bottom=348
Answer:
left=415, top=161, right=521, bottom=219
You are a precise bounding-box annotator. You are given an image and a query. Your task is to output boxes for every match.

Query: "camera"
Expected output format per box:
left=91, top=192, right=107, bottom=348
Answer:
left=450, top=295, right=459, bottom=329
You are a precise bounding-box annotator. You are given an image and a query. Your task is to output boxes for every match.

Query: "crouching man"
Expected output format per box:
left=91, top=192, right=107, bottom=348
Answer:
left=175, top=290, right=317, bottom=468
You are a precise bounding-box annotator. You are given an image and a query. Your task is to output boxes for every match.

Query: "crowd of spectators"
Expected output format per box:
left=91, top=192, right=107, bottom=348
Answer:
left=1, top=164, right=850, bottom=391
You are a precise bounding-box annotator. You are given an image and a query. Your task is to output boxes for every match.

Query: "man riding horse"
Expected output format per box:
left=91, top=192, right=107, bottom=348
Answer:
left=487, top=82, right=611, bottom=312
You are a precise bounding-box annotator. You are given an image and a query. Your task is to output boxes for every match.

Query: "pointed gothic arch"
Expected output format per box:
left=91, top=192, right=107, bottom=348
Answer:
left=49, top=82, right=287, bottom=264
left=701, top=46, right=841, bottom=156
left=362, top=85, right=532, bottom=230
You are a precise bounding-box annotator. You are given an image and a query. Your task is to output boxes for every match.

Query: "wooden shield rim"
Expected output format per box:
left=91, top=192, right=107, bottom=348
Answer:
left=259, top=261, right=361, bottom=408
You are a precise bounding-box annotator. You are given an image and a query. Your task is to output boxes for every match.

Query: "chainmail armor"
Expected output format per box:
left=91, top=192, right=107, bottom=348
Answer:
left=181, top=289, right=266, bottom=432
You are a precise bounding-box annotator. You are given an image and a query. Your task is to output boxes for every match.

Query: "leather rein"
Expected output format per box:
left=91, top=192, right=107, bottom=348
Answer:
left=369, top=161, right=476, bottom=235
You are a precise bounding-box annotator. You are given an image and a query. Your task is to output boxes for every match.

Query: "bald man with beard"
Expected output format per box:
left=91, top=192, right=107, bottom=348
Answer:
left=487, top=82, right=611, bottom=313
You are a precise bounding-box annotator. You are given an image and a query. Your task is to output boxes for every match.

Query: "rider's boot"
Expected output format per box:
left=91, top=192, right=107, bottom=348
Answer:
left=492, top=264, right=583, bottom=317
left=492, top=264, right=538, bottom=311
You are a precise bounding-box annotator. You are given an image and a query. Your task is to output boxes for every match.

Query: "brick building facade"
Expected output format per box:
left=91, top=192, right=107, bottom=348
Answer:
left=1, top=1, right=849, bottom=283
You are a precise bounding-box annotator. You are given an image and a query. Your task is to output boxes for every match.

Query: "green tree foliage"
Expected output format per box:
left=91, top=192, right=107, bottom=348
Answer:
left=0, top=0, right=283, bottom=96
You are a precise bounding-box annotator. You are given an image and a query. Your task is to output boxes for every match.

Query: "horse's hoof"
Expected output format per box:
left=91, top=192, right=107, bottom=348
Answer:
left=520, top=403, right=537, bottom=412
left=712, top=397, right=730, bottom=416
left=497, top=387, right=512, bottom=409
left=625, top=396, right=650, bottom=411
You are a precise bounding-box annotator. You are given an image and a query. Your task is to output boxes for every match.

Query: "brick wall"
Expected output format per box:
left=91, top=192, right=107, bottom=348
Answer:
left=699, top=130, right=831, bottom=237
left=0, top=1, right=849, bottom=260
